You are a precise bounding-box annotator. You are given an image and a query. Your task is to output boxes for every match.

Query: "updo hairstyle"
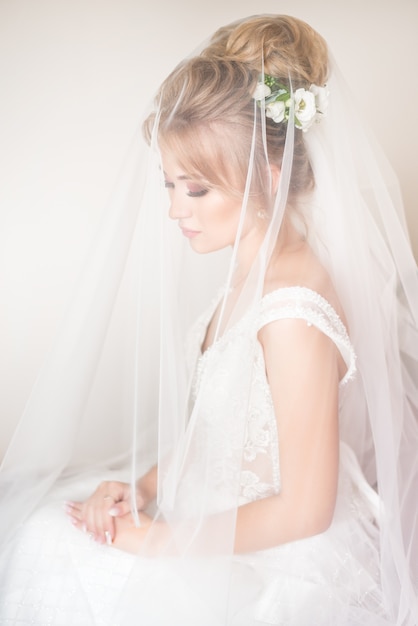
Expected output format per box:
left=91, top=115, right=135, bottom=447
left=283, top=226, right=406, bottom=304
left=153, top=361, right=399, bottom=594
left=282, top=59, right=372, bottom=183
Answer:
left=143, top=15, right=328, bottom=211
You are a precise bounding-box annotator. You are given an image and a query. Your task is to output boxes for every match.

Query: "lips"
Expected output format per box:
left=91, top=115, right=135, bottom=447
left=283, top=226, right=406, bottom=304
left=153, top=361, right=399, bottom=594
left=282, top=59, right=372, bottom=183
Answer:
left=179, top=226, right=201, bottom=239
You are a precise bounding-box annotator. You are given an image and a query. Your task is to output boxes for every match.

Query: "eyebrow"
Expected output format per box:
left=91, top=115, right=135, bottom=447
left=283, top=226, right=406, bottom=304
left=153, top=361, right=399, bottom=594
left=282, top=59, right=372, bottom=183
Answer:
left=163, top=171, right=191, bottom=181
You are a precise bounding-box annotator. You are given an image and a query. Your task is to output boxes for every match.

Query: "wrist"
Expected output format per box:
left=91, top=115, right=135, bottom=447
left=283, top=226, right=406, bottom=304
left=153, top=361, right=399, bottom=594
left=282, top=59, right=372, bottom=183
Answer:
left=136, top=466, right=158, bottom=507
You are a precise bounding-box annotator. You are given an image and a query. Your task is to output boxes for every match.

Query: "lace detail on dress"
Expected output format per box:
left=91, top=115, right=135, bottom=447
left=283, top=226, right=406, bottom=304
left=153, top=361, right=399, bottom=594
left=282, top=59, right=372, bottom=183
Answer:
left=183, top=286, right=356, bottom=512
left=257, top=287, right=357, bottom=385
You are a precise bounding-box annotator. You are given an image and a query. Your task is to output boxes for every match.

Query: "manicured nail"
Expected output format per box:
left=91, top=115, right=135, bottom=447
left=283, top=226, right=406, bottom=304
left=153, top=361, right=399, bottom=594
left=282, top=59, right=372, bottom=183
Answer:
left=105, top=531, right=112, bottom=545
left=108, top=507, right=118, bottom=517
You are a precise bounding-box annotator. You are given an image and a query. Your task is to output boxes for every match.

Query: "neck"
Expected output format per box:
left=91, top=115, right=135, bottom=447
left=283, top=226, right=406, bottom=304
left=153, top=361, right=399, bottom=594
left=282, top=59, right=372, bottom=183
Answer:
left=233, top=216, right=302, bottom=287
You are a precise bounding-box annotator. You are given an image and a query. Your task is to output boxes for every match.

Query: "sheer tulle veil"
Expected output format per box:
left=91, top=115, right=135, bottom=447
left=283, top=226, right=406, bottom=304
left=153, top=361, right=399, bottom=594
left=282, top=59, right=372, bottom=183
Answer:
left=0, top=14, right=417, bottom=625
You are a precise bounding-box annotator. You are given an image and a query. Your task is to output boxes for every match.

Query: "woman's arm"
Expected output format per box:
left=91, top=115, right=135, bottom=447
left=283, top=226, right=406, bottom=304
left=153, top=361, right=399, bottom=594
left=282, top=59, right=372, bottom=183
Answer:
left=233, top=317, right=340, bottom=553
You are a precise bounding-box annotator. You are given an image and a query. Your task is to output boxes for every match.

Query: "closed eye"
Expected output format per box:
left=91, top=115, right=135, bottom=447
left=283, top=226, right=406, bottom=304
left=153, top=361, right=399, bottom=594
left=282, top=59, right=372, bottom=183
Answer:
left=163, top=178, right=208, bottom=197
left=187, top=188, right=208, bottom=198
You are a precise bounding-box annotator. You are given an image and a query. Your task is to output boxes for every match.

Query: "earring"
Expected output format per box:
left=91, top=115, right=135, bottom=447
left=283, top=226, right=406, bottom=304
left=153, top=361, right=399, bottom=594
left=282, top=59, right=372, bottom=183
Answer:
left=257, top=209, right=267, bottom=220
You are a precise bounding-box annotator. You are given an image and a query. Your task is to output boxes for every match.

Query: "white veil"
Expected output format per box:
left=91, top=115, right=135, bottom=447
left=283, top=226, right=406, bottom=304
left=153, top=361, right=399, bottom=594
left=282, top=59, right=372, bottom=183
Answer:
left=0, top=14, right=417, bottom=626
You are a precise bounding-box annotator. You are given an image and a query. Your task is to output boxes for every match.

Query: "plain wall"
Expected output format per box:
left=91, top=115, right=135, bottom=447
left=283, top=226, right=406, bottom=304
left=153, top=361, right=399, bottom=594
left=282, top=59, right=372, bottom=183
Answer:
left=0, top=0, right=417, bottom=456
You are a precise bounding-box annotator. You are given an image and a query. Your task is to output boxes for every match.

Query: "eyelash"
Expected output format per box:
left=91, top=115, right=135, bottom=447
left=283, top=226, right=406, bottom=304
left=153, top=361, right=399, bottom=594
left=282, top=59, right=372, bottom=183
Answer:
left=164, top=181, right=208, bottom=198
left=188, top=189, right=208, bottom=197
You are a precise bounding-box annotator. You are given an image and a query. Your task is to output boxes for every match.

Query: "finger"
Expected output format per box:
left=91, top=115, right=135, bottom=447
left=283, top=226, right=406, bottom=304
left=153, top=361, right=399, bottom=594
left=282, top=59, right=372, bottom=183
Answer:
left=63, top=501, right=83, bottom=520
left=108, top=501, right=132, bottom=517
left=70, top=511, right=111, bottom=546
left=100, top=481, right=129, bottom=504
left=68, top=515, right=88, bottom=535
left=104, top=530, right=113, bottom=546
left=108, top=490, right=146, bottom=516
left=92, top=496, right=119, bottom=543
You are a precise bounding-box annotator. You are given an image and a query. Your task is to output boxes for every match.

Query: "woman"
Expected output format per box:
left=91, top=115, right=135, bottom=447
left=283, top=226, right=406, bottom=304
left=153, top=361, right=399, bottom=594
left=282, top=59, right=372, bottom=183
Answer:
left=0, top=14, right=417, bottom=626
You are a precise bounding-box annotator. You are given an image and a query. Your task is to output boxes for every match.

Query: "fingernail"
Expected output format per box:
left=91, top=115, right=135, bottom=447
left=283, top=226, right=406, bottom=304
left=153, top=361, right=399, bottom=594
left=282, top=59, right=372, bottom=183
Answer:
left=108, top=507, right=118, bottom=517
left=105, top=531, right=112, bottom=545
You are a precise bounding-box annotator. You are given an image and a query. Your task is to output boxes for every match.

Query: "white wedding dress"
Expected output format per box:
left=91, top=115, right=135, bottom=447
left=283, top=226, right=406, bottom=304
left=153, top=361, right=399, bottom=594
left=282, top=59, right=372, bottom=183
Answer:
left=0, top=287, right=390, bottom=625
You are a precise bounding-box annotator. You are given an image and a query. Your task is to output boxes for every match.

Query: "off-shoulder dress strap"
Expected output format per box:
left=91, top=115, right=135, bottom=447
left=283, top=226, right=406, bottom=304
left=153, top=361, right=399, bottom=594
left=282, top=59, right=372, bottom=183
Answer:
left=256, top=286, right=356, bottom=385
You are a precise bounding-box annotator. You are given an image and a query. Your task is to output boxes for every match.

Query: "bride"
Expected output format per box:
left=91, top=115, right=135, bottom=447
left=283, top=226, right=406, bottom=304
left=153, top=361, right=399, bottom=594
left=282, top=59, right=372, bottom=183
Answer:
left=1, top=14, right=417, bottom=626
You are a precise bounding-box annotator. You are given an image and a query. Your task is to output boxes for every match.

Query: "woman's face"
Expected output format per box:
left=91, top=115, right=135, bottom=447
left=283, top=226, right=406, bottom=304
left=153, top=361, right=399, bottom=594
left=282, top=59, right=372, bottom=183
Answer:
left=162, top=151, right=258, bottom=254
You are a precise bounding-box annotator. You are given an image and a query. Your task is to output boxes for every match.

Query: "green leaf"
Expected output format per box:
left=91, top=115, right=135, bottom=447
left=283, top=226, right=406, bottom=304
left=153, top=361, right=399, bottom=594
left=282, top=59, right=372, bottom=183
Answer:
left=276, top=93, right=290, bottom=102
left=275, top=81, right=288, bottom=92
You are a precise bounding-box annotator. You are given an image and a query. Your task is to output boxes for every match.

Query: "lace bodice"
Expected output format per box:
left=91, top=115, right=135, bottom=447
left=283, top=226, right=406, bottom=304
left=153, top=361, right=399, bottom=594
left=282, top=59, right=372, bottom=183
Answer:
left=179, top=287, right=356, bottom=514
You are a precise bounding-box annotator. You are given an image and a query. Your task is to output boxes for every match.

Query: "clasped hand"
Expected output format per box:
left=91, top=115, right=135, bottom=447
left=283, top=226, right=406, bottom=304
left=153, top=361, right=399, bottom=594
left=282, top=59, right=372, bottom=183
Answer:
left=64, top=480, right=152, bottom=553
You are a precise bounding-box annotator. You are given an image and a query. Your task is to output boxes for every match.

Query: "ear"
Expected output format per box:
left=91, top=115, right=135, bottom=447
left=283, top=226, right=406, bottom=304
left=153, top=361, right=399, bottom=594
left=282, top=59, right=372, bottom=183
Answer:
left=270, top=164, right=281, bottom=195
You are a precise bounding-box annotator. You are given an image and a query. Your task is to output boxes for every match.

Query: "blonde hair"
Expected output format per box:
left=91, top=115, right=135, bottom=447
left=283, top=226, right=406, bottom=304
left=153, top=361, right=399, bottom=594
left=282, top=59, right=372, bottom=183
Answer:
left=143, top=15, right=328, bottom=210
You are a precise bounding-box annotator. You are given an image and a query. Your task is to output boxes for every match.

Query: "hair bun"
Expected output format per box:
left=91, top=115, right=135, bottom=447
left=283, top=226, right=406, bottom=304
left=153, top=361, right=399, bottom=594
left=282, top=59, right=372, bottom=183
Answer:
left=204, top=15, right=328, bottom=88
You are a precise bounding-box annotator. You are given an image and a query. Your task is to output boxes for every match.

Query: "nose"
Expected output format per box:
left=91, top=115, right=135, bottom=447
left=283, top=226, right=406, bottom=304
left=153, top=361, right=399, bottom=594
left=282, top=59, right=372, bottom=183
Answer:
left=168, top=195, right=192, bottom=220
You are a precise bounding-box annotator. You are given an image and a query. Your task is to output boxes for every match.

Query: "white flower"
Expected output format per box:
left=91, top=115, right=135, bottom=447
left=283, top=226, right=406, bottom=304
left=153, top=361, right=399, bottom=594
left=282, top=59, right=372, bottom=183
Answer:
left=253, top=74, right=329, bottom=132
left=266, top=100, right=286, bottom=123
left=309, top=84, right=329, bottom=116
left=253, top=83, right=271, bottom=101
left=294, top=88, right=317, bottom=131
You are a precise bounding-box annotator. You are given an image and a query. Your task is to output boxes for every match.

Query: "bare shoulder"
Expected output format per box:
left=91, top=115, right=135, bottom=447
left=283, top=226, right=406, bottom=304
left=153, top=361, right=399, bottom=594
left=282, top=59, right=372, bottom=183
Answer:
left=261, top=241, right=347, bottom=380
left=264, top=241, right=345, bottom=321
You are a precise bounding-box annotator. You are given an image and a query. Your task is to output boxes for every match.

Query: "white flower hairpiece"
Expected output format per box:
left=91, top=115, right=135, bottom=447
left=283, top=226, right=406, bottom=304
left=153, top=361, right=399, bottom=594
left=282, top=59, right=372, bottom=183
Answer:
left=253, top=74, right=329, bottom=132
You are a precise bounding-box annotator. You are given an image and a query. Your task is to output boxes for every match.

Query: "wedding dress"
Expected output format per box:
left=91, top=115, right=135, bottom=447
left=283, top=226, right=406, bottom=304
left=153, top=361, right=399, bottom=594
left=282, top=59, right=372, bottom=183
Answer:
left=0, top=286, right=390, bottom=626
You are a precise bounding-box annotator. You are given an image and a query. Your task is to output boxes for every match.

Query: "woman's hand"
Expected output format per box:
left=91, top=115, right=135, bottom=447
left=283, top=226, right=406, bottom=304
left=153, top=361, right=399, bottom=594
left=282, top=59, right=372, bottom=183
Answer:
left=65, top=465, right=158, bottom=545
left=65, top=480, right=146, bottom=545
left=112, top=511, right=155, bottom=554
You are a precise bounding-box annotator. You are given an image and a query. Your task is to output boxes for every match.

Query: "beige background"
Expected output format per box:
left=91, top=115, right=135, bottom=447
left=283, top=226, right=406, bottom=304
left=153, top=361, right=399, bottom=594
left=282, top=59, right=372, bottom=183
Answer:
left=0, top=0, right=417, bottom=455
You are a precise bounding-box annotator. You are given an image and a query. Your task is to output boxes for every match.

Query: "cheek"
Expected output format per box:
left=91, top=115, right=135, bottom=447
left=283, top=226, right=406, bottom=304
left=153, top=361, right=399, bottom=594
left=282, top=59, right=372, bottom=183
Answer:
left=211, top=199, right=242, bottom=230
left=222, top=204, right=255, bottom=240
left=196, top=193, right=244, bottom=244
left=212, top=208, right=241, bottom=243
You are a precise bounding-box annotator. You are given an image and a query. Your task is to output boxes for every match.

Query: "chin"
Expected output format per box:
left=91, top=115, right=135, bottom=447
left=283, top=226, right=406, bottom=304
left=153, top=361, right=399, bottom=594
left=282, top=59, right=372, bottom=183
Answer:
left=189, top=240, right=228, bottom=255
